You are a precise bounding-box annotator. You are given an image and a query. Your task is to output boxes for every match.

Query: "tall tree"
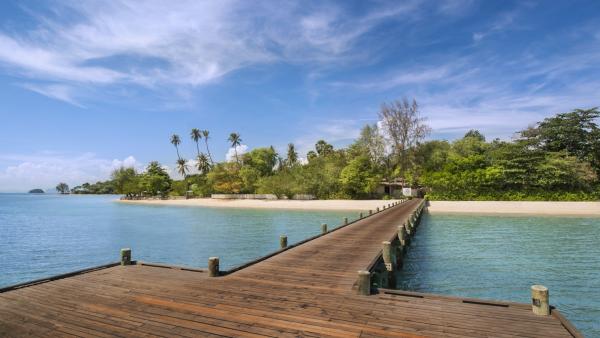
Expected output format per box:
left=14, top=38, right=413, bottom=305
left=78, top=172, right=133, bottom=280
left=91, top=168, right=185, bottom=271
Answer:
left=176, top=158, right=189, bottom=179
left=196, top=153, right=211, bottom=174
left=315, top=140, right=334, bottom=156
left=55, top=182, right=70, bottom=194
left=228, top=132, right=242, bottom=165
left=170, top=134, right=182, bottom=160
left=190, top=128, right=202, bottom=157
left=523, top=108, right=600, bottom=174
left=286, top=143, right=298, bottom=167
left=378, top=98, right=430, bottom=175
left=202, top=130, right=214, bottom=165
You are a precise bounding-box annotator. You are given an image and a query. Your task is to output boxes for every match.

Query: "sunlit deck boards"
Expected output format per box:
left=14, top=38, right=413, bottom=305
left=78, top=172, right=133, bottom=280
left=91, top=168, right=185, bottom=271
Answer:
left=0, top=200, right=578, bottom=337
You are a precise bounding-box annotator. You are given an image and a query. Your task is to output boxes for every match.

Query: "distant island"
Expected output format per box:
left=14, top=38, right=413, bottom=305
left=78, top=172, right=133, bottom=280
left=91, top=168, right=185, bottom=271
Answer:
left=28, top=189, right=45, bottom=194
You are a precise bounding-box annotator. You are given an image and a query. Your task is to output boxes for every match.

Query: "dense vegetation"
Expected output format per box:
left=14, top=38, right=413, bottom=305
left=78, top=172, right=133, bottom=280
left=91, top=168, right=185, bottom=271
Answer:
left=69, top=101, right=600, bottom=201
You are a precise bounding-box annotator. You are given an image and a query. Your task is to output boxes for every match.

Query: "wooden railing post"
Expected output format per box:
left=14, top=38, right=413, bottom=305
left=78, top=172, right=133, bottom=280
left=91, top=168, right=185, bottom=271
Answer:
left=397, top=225, right=407, bottom=248
left=321, top=223, right=328, bottom=234
left=280, top=235, right=288, bottom=249
left=382, top=241, right=393, bottom=272
left=357, top=270, right=370, bottom=295
left=120, top=248, right=131, bottom=266
left=208, top=257, right=219, bottom=277
left=531, top=285, right=550, bottom=315
left=344, top=217, right=348, bottom=225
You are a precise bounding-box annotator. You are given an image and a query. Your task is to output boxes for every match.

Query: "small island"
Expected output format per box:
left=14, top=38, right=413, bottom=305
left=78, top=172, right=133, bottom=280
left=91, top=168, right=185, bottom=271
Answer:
left=28, top=189, right=45, bottom=194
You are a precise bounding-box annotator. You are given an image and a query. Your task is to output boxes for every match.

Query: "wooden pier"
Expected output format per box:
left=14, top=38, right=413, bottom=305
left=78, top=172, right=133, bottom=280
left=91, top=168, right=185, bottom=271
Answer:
left=0, top=199, right=581, bottom=337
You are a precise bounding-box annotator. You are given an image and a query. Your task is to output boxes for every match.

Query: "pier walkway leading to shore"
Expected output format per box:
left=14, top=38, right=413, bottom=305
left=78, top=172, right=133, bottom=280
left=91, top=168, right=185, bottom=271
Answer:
left=0, top=199, right=579, bottom=337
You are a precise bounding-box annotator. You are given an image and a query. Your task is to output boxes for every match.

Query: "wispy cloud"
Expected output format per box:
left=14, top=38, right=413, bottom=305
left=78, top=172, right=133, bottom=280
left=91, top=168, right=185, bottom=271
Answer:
left=0, top=0, right=421, bottom=106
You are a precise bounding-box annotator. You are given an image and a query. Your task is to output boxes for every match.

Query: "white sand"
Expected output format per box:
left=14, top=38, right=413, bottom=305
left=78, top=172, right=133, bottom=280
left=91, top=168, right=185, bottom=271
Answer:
left=428, top=201, right=600, bottom=216
left=118, top=198, right=401, bottom=211
left=118, top=198, right=600, bottom=215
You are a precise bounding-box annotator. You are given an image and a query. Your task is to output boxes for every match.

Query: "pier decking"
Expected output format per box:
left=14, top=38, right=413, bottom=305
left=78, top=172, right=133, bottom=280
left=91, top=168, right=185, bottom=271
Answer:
left=0, top=199, right=580, bottom=337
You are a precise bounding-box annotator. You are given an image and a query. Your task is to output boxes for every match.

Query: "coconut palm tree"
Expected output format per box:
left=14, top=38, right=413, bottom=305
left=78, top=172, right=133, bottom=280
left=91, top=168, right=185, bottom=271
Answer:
left=170, top=134, right=182, bottom=160
left=228, top=132, right=242, bottom=165
left=202, top=130, right=214, bottom=164
left=190, top=128, right=202, bottom=157
left=176, top=158, right=189, bottom=178
left=286, top=143, right=298, bottom=167
left=196, top=153, right=211, bottom=174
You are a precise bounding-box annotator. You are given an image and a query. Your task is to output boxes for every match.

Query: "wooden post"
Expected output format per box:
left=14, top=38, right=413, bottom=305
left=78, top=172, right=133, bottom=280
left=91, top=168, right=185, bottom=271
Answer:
left=369, top=210, right=373, bottom=215
left=376, top=207, right=380, bottom=212
left=397, top=225, right=407, bottom=247
left=280, top=235, right=288, bottom=249
left=359, top=212, right=363, bottom=219
left=357, top=270, right=370, bottom=295
left=321, top=223, right=328, bottom=234
left=395, top=244, right=403, bottom=269
left=382, top=241, right=393, bottom=272
left=120, top=248, right=131, bottom=266
left=208, top=257, right=219, bottom=277
left=531, top=285, right=550, bottom=315
left=344, top=217, right=348, bottom=225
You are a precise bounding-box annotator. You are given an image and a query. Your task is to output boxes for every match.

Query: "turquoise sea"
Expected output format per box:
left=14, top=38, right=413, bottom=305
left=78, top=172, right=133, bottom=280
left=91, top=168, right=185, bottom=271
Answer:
left=0, top=194, right=349, bottom=286
left=1, top=194, right=598, bottom=336
left=399, top=212, right=600, bottom=337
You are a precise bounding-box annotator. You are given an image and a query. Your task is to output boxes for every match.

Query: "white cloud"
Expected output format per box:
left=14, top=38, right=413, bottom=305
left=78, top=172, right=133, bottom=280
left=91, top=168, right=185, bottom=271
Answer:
left=0, top=1, right=420, bottom=105
left=19, top=83, right=84, bottom=107
left=225, top=144, right=248, bottom=162
left=0, top=153, right=142, bottom=192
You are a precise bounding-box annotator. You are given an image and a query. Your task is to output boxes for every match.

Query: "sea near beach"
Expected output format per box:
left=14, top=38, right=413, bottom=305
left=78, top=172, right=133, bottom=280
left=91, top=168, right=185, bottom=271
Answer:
left=2, top=193, right=600, bottom=336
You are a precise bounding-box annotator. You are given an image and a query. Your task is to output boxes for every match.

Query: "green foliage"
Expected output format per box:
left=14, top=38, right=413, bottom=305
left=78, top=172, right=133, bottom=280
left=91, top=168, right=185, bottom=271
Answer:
left=339, top=155, right=381, bottom=198
left=55, top=182, right=70, bottom=194
left=76, top=105, right=599, bottom=201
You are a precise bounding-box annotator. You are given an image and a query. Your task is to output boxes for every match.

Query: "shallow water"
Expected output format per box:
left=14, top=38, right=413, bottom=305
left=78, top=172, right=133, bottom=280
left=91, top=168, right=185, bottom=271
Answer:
left=0, top=194, right=349, bottom=287
left=398, top=212, right=600, bottom=337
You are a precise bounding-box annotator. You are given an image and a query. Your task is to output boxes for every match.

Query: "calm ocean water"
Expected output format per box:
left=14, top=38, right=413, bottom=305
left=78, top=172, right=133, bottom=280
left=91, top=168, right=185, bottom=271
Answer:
left=0, top=194, right=349, bottom=286
left=399, top=212, right=600, bottom=337
left=1, top=194, right=598, bottom=336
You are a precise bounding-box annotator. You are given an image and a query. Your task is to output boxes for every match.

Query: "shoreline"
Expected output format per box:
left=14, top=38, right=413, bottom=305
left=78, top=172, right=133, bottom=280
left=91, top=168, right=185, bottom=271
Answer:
left=118, top=198, right=600, bottom=215
left=427, top=201, right=600, bottom=216
left=118, top=198, right=401, bottom=211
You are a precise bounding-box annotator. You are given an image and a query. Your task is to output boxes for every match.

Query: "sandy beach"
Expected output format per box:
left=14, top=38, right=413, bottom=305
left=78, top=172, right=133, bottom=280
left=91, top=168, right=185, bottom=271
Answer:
left=427, top=201, right=600, bottom=216
left=118, top=198, right=401, bottom=211
left=119, top=198, right=600, bottom=215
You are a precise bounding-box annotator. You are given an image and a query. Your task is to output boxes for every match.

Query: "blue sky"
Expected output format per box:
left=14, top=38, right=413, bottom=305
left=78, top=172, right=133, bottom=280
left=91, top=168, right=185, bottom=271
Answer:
left=0, top=0, right=599, bottom=191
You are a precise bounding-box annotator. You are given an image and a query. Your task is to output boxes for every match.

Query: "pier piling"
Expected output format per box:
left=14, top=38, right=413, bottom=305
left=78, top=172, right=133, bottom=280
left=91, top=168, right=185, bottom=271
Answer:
left=531, top=285, right=550, bottom=315
left=120, top=248, right=131, bottom=266
left=208, top=257, right=219, bottom=277
left=280, top=235, right=288, bottom=249
left=321, top=223, right=328, bottom=234
left=357, top=270, right=371, bottom=296
left=382, top=241, right=393, bottom=272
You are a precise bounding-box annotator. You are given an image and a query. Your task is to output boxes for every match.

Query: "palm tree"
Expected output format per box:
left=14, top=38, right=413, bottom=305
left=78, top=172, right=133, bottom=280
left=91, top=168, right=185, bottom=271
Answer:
left=190, top=128, right=202, bottom=157
left=196, top=153, right=211, bottom=174
left=176, top=158, right=189, bottom=178
left=228, top=132, right=242, bottom=165
left=170, top=134, right=182, bottom=160
left=286, top=143, right=298, bottom=167
left=202, top=130, right=214, bottom=164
